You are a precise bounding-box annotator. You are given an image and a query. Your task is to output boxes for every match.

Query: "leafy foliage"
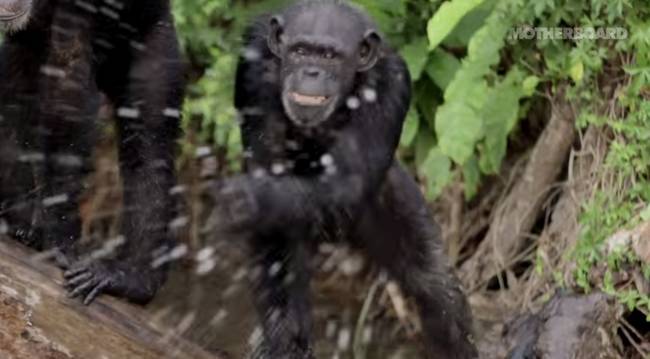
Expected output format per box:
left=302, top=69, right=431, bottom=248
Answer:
left=522, top=0, right=650, bottom=318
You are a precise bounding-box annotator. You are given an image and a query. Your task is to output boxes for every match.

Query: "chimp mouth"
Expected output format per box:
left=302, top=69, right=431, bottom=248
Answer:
left=290, top=92, right=330, bottom=106
left=0, top=9, right=27, bottom=22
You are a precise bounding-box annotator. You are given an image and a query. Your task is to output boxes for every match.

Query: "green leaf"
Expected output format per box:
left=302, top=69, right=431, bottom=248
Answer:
left=465, top=10, right=509, bottom=64
left=436, top=101, right=483, bottom=164
left=479, top=68, right=526, bottom=173
left=352, top=0, right=405, bottom=32
left=444, top=68, right=489, bottom=110
left=415, top=128, right=436, bottom=168
left=569, top=60, right=584, bottom=83
left=442, top=0, right=496, bottom=47
left=415, top=79, right=440, bottom=128
left=603, top=270, right=616, bottom=295
left=425, top=49, right=461, bottom=90
left=462, top=155, right=481, bottom=199
left=641, top=204, right=650, bottom=221
left=535, top=250, right=545, bottom=275
left=434, top=5, right=515, bottom=166
left=400, top=107, right=420, bottom=147
left=419, top=147, right=453, bottom=200
left=400, top=37, right=430, bottom=80
left=522, top=76, right=540, bottom=96
left=427, top=0, right=487, bottom=50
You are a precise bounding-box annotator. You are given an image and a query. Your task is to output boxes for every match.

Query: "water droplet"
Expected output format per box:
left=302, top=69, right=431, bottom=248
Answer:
left=363, top=326, right=373, bottom=344
left=196, top=246, right=215, bottom=262
left=195, top=146, right=212, bottom=158
left=117, top=107, right=140, bottom=119
left=346, top=96, right=361, bottom=110
left=337, top=327, right=351, bottom=351
left=248, top=326, right=263, bottom=347
left=0, top=219, right=8, bottom=235
left=175, top=312, right=196, bottom=334
left=169, top=216, right=189, bottom=230
left=320, top=153, right=334, bottom=166
left=339, top=255, right=365, bottom=276
left=326, top=320, right=338, bottom=339
left=271, top=163, right=286, bottom=175
left=233, top=268, right=248, bottom=282
left=169, top=185, right=187, bottom=195
left=253, top=168, right=267, bottom=178
left=55, top=154, right=83, bottom=167
left=242, top=47, right=262, bottom=61
left=268, top=261, right=283, bottom=277
left=210, top=309, right=228, bottom=326
left=169, top=244, right=188, bottom=259
left=40, top=65, right=66, bottom=78
left=196, top=258, right=217, bottom=275
left=42, top=194, right=69, bottom=207
left=362, top=87, right=377, bottom=102
left=163, top=108, right=181, bottom=118
left=18, top=152, right=45, bottom=163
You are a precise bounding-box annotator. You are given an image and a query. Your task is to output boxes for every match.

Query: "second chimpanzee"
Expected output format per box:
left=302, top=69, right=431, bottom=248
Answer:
left=0, top=0, right=183, bottom=304
left=211, top=1, right=478, bottom=358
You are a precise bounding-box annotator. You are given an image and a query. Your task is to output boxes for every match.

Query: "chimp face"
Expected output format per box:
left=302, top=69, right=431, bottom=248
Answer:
left=0, top=0, right=33, bottom=32
left=267, top=3, right=381, bottom=128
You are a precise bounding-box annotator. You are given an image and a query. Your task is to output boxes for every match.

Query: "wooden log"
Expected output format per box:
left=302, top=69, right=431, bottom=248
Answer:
left=0, top=238, right=221, bottom=359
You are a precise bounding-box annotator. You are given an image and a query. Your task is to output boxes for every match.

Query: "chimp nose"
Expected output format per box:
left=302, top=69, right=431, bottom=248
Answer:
left=302, top=67, right=322, bottom=78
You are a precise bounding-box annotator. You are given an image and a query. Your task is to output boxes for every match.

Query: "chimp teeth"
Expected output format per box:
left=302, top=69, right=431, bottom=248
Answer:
left=291, top=92, right=328, bottom=106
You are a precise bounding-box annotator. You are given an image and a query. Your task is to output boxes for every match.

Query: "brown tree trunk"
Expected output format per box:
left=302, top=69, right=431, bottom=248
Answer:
left=461, top=95, right=576, bottom=290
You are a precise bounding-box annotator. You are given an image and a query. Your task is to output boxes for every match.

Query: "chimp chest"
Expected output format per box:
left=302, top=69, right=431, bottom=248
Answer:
left=271, top=125, right=335, bottom=177
left=284, top=137, right=327, bottom=176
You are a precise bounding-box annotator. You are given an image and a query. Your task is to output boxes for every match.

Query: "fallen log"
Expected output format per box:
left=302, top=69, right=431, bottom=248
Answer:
left=0, top=238, right=221, bottom=359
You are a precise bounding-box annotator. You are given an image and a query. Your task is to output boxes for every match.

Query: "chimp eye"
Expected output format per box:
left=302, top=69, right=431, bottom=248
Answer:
left=323, top=51, right=335, bottom=59
left=295, top=46, right=307, bottom=55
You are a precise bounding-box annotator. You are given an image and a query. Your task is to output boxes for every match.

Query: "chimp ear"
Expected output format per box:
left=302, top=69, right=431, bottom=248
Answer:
left=358, top=30, right=381, bottom=72
left=268, top=15, right=285, bottom=57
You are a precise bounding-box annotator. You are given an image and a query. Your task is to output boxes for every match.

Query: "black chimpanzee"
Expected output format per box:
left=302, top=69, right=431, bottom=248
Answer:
left=210, top=1, right=478, bottom=358
left=0, top=0, right=183, bottom=304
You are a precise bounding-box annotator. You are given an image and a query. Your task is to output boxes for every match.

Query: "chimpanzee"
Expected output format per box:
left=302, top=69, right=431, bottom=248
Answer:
left=0, top=0, right=184, bottom=304
left=209, top=1, right=478, bottom=358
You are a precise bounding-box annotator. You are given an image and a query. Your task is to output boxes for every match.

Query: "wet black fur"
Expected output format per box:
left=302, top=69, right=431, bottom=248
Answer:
left=0, top=0, right=184, bottom=304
